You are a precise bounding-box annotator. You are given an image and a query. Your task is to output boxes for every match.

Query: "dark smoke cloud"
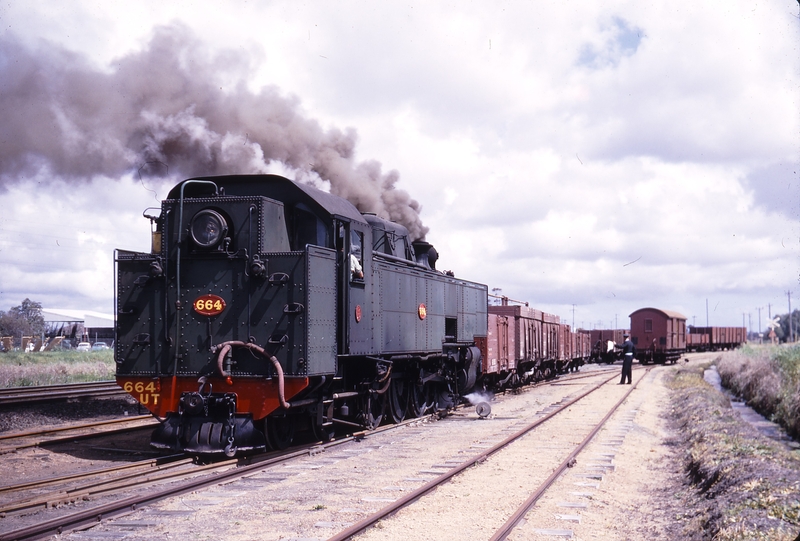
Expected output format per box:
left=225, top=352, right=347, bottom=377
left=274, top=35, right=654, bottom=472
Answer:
left=0, top=25, right=428, bottom=240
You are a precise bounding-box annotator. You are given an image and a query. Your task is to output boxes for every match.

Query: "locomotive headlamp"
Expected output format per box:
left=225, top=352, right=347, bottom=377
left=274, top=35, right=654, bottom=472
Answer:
left=189, top=209, right=228, bottom=249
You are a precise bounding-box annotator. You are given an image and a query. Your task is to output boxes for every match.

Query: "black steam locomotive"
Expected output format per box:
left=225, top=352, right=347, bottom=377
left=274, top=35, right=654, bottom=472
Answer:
left=115, top=175, right=487, bottom=455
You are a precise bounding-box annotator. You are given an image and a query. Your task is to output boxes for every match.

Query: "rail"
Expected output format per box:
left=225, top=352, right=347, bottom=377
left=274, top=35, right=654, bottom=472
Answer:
left=0, top=381, right=125, bottom=407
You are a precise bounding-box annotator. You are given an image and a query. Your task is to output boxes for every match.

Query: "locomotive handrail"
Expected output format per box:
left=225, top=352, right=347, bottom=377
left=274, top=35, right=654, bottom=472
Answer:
left=373, top=251, right=428, bottom=270
left=172, top=180, right=220, bottom=409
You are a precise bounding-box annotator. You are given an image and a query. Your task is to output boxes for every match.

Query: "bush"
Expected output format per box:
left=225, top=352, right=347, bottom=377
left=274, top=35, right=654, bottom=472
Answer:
left=717, top=345, right=800, bottom=440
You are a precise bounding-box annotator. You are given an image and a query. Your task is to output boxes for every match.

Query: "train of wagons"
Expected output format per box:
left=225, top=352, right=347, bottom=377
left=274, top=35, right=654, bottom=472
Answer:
left=114, top=175, right=752, bottom=454
left=115, top=175, right=591, bottom=455
left=596, top=309, right=746, bottom=364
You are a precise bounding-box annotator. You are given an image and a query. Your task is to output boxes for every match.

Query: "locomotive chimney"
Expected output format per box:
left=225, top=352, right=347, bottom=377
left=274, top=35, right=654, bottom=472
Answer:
left=412, top=240, right=438, bottom=270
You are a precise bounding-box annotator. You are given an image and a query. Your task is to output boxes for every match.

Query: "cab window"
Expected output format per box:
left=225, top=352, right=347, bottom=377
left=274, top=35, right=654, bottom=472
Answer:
left=350, top=231, right=364, bottom=282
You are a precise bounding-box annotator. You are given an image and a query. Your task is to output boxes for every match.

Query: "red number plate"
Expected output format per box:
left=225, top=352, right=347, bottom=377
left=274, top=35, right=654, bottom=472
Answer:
left=193, top=294, right=226, bottom=316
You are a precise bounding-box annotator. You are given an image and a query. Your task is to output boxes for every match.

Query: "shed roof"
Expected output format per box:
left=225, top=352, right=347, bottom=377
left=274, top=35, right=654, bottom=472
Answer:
left=629, top=307, right=687, bottom=321
left=43, top=309, right=114, bottom=328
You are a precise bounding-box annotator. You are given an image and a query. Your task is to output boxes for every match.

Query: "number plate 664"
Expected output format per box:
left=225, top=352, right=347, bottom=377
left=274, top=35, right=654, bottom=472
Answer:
left=193, top=294, right=226, bottom=316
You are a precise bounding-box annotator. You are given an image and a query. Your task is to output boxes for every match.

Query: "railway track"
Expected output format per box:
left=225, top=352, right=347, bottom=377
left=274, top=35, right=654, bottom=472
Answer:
left=330, top=367, right=647, bottom=540
left=0, top=421, right=401, bottom=540
left=0, top=415, right=158, bottom=454
left=0, top=381, right=125, bottom=407
left=0, top=365, right=634, bottom=540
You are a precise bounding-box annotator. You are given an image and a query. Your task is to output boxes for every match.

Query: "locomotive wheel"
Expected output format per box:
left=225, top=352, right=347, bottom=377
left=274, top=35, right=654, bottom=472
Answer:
left=266, top=415, right=295, bottom=451
left=388, top=378, right=409, bottom=424
left=407, top=381, right=433, bottom=418
left=311, top=420, right=335, bottom=443
left=364, top=391, right=386, bottom=429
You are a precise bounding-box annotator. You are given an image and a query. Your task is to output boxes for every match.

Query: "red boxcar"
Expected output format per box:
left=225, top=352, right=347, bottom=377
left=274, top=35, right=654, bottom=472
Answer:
left=629, top=308, right=687, bottom=364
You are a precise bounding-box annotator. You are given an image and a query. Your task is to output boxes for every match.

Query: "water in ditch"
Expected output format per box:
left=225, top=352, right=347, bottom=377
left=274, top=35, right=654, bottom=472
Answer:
left=704, top=365, right=799, bottom=452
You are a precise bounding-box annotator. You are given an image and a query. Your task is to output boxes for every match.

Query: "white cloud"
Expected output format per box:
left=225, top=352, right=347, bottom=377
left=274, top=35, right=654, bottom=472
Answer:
left=0, top=0, right=797, bottom=329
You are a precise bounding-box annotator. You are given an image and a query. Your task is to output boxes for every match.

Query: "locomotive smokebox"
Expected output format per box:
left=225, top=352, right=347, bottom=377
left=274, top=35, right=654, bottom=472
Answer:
left=412, top=240, right=438, bottom=270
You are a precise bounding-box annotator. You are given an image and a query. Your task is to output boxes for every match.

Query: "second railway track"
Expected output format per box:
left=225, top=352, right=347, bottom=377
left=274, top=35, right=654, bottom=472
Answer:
left=0, top=381, right=126, bottom=407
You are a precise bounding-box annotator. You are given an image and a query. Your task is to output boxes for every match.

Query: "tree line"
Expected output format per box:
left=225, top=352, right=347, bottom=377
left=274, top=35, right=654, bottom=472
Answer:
left=0, top=299, right=46, bottom=349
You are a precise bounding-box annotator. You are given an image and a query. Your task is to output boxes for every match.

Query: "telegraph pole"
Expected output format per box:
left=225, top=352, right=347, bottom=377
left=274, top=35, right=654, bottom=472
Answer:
left=789, top=291, right=794, bottom=343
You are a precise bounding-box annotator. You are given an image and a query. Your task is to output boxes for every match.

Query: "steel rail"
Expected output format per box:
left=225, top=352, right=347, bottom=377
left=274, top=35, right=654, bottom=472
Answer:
left=0, top=457, right=218, bottom=516
left=547, top=364, right=646, bottom=385
left=0, top=381, right=125, bottom=406
left=325, top=371, right=622, bottom=541
left=0, top=418, right=159, bottom=455
left=0, top=415, right=153, bottom=442
left=0, top=381, right=116, bottom=394
left=489, top=368, right=652, bottom=541
left=0, top=454, right=186, bottom=495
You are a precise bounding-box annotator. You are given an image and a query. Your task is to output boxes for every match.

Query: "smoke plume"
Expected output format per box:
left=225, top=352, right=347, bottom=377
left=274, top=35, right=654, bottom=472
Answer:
left=0, top=25, right=428, bottom=240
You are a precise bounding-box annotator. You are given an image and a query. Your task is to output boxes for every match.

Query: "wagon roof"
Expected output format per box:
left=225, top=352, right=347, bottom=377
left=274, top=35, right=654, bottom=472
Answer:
left=629, top=307, right=687, bottom=320
left=168, top=174, right=368, bottom=225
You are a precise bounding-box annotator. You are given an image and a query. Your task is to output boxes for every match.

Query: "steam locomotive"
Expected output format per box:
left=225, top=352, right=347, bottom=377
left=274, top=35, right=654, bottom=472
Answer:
left=115, top=175, right=488, bottom=455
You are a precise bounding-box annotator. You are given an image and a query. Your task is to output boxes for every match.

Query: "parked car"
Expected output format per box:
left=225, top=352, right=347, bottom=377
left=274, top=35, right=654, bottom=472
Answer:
left=76, top=342, right=91, bottom=352
left=91, top=342, right=109, bottom=351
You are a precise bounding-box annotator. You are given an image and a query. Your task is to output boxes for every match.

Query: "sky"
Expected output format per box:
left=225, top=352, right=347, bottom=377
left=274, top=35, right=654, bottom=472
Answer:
left=0, top=1, right=798, bottom=333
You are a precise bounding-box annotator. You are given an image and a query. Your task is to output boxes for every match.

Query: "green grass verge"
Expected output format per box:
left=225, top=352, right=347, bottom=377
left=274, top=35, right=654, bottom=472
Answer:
left=0, top=350, right=115, bottom=387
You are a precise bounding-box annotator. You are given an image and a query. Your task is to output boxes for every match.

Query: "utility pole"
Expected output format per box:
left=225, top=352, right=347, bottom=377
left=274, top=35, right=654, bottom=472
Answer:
left=758, top=307, right=761, bottom=334
left=572, top=304, right=576, bottom=329
left=706, top=299, right=709, bottom=327
left=789, top=291, right=794, bottom=343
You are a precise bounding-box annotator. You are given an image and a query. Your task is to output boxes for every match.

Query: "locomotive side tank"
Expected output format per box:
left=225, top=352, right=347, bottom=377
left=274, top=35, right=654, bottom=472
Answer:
left=115, top=175, right=487, bottom=455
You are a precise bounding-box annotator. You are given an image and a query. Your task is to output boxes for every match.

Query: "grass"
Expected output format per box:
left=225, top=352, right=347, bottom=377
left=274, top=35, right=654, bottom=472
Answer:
left=665, top=363, right=800, bottom=541
left=716, top=345, right=800, bottom=439
left=0, top=350, right=115, bottom=387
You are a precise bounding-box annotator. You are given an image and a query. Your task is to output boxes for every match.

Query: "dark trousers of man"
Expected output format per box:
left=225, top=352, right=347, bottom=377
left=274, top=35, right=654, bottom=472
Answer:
left=620, top=353, right=633, bottom=384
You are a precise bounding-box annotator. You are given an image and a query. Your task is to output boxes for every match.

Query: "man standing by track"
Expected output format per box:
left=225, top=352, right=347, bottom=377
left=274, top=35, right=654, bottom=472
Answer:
left=615, top=333, right=635, bottom=384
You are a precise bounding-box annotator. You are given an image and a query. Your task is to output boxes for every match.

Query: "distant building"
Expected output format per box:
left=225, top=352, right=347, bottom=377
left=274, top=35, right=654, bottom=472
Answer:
left=42, top=309, right=114, bottom=346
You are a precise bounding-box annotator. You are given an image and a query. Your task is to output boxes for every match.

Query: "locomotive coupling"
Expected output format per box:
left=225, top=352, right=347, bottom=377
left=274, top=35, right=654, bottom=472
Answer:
left=153, top=391, right=267, bottom=455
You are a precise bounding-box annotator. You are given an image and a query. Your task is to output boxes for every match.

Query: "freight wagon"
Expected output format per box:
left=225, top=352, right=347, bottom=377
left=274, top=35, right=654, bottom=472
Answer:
left=629, top=307, right=687, bottom=364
